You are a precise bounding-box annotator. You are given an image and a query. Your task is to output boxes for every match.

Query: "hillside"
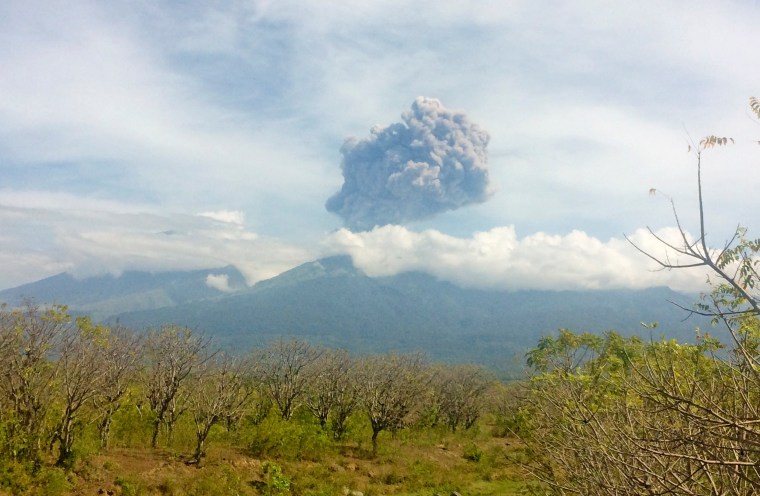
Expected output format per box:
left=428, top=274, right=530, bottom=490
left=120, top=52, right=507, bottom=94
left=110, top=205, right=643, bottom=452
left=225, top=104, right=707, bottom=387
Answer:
left=0, top=256, right=713, bottom=372
left=0, top=266, right=247, bottom=320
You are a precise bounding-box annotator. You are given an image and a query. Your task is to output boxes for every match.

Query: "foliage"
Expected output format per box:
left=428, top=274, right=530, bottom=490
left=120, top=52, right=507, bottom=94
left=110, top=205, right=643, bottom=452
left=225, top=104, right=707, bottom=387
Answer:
left=517, top=326, right=760, bottom=493
left=247, top=413, right=333, bottom=461
left=262, top=461, right=291, bottom=496
left=0, top=302, right=526, bottom=495
left=510, top=99, right=760, bottom=494
left=463, top=443, right=484, bottom=462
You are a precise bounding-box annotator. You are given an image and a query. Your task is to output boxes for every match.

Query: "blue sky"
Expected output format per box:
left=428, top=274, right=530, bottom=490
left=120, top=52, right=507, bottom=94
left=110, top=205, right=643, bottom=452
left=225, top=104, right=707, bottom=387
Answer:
left=1, top=0, right=759, bottom=292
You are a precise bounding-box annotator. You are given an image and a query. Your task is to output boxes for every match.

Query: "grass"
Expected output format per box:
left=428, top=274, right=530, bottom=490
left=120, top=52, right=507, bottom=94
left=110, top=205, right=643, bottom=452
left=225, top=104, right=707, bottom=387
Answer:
left=0, top=411, right=531, bottom=495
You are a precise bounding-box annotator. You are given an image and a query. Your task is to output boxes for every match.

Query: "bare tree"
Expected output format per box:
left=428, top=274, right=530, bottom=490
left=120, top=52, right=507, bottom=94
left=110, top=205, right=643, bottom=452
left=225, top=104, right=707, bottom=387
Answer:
left=354, top=352, right=429, bottom=455
left=253, top=339, right=322, bottom=420
left=627, top=131, right=760, bottom=325
left=188, top=353, right=254, bottom=464
left=52, top=316, right=113, bottom=466
left=303, top=348, right=358, bottom=439
left=433, top=364, right=492, bottom=432
left=93, top=326, right=142, bottom=449
left=0, top=302, right=68, bottom=461
left=0, top=303, right=16, bottom=367
left=143, top=325, right=210, bottom=448
left=0, top=303, right=16, bottom=411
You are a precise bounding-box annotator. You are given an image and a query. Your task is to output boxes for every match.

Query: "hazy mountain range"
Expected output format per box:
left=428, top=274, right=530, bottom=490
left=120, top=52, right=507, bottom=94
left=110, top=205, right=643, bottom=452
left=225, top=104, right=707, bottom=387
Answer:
left=0, top=256, right=714, bottom=374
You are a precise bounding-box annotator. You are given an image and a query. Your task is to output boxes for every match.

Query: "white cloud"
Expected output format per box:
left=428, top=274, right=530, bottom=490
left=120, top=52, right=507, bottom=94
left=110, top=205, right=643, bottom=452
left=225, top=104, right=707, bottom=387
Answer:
left=0, top=188, right=724, bottom=295
left=0, top=189, right=154, bottom=214
left=0, top=197, right=314, bottom=289
left=56, top=220, right=311, bottom=285
left=0, top=247, right=73, bottom=290
left=0, top=1, right=338, bottom=227
left=205, top=273, right=232, bottom=292
left=324, top=225, right=711, bottom=293
left=198, top=210, right=245, bottom=226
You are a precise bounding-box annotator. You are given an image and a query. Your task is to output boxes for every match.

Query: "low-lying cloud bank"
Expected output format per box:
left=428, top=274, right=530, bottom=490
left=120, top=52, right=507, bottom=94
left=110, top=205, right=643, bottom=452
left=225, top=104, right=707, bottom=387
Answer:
left=0, top=192, right=709, bottom=293
left=323, top=225, right=709, bottom=293
left=0, top=194, right=313, bottom=289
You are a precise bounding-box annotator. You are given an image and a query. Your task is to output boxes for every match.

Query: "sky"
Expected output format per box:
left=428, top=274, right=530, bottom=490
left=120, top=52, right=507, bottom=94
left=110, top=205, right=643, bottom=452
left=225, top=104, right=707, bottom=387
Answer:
left=2, top=0, right=760, bottom=293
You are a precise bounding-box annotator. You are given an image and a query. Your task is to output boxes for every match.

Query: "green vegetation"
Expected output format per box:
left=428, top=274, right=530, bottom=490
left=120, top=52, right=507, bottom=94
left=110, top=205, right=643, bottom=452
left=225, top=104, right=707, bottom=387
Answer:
left=506, top=102, right=760, bottom=494
left=0, top=304, right=528, bottom=494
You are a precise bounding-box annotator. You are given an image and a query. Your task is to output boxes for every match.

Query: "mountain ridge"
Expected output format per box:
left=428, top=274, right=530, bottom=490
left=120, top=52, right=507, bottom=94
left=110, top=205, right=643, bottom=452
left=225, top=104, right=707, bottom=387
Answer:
left=0, top=257, right=713, bottom=373
left=0, top=266, right=247, bottom=320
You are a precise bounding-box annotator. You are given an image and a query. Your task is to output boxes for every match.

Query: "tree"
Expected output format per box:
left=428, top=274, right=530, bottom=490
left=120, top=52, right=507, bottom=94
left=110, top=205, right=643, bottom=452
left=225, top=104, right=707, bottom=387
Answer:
left=520, top=328, right=760, bottom=495
left=51, top=317, right=110, bottom=466
left=93, top=325, right=142, bottom=450
left=188, top=353, right=254, bottom=464
left=354, top=352, right=429, bottom=455
left=433, top=364, right=492, bottom=432
left=253, top=339, right=322, bottom=421
left=144, top=325, right=210, bottom=448
left=516, top=99, right=760, bottom=494
left=303, top=348, right=357, bottom=439
left=0, top=302, right=68, bottom=461
left=627, top=101, right=760, bottom=326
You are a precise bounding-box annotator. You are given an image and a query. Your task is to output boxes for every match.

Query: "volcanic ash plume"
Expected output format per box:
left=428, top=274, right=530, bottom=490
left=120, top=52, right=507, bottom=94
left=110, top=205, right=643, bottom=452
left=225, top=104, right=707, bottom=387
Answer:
left=326, top=97, right=491, bottom=231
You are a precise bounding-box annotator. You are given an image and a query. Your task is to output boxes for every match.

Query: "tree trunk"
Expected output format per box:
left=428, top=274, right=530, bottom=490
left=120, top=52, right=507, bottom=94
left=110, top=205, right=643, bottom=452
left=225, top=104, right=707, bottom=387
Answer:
left=151, top=419, right=161, bottom=448
left=166, top=420, right=175, bottom=446
left=56, top=417, right=75, bottom=467
left=99, top=414, right=113, bottom=450
left=371, top=428, right=380, bottom=456
left=191, top=423, right=213, bottom=465
left=191, top=437, right=205, bottom=465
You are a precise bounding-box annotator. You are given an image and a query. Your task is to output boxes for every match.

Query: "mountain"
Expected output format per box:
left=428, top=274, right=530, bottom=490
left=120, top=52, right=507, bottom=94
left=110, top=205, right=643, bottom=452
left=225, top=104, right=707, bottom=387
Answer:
left=0, top=266, right=247, bottom=320
left=0, top=256, right=714, bottom=374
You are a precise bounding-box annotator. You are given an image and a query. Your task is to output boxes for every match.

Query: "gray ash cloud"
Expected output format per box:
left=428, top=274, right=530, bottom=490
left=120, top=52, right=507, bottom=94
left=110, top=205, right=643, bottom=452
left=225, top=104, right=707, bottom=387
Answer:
left=326, top=97, right=491, bottom=231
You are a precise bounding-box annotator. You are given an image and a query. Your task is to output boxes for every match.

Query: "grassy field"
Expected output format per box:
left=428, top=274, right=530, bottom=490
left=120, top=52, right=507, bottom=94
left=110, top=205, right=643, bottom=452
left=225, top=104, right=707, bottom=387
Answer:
left=1, top=409, right=529, bottom=496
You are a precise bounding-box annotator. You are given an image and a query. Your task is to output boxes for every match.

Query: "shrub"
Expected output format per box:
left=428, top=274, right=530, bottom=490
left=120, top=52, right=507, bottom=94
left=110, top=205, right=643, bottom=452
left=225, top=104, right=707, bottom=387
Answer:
left=463, top=443, right=483, bottom=462
left=115, top=475, right=143, bottom=496
left=36, top=467, right=71, bottom=496
left=247, top=416, right=332, bottom=461
left=262, top=461, right=290, bottom=495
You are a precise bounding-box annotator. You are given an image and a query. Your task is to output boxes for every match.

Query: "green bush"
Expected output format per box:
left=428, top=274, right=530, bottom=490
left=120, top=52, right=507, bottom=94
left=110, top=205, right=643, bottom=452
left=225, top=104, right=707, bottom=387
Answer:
left=262, top=461, right=290, bottom=495
left=247, top=416, right=332, bottom=461
left=36, top=467, right=71, bottom=496
left=463, top=443, right=483, bottom=462
left=111, top=402, right=152, bottom=448
left=115, top=475, right=143, bottom=496
left=0, top=459, right=34, bottom=494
